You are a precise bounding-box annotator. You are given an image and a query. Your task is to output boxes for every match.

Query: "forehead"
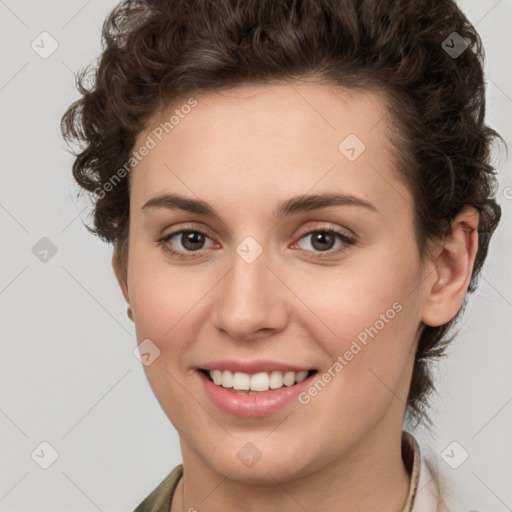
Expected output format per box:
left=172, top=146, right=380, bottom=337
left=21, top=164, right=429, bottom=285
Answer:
left=141, top=81, right=390, bottom=152
left=130, top=81, right=411, bottom=220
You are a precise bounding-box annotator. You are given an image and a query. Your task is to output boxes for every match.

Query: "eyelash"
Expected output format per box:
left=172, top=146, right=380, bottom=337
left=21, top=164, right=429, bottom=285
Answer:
left=156, top=224, right=356, bottom=260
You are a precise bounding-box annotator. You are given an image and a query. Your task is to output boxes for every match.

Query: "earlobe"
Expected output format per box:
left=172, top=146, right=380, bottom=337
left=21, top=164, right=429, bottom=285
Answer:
left=421, top=206, right=479, bottom=327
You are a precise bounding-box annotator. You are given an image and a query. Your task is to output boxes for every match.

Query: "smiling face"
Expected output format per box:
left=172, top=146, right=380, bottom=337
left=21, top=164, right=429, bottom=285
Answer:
left=115, top=81, right=434, bottom=483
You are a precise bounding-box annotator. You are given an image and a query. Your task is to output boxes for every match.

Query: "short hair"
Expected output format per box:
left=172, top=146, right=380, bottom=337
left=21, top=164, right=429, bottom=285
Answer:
left=61, top=0, right=503, bottom=426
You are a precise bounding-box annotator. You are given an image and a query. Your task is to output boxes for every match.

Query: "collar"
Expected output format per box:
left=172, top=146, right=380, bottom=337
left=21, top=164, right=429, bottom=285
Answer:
left=402, top=430, right=422, bottom=511
left=403, top=431, right=473, bottom=512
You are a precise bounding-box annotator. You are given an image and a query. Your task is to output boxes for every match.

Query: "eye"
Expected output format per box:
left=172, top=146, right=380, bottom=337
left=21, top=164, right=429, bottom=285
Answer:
left=157, top=228, right=215, bottom=258
left=292, top=226, right=355, bottom=258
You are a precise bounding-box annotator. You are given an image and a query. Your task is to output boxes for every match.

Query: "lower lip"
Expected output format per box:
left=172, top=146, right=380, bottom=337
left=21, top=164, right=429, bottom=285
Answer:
left=197, top=370, right=317, bottom=417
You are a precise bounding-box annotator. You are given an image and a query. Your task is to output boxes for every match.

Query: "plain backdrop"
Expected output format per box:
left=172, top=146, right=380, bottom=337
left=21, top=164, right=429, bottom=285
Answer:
left=1, top=0, right=511, bottom=510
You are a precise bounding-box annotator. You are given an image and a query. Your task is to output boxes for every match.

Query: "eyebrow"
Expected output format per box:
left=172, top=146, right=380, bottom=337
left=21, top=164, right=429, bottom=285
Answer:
left=141, top=192, right=378, bottom=220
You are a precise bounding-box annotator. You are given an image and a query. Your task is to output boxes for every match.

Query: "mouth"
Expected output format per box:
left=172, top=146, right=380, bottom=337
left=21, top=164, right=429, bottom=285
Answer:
left=198, top=368, right=319, bottom=395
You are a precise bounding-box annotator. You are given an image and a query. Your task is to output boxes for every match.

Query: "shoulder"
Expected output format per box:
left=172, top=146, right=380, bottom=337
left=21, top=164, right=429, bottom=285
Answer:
left=132, top=464, right=183, bottom=512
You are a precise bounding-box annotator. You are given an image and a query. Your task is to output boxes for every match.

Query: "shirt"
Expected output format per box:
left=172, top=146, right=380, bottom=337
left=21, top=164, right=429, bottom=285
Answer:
left=131, top=431, right=480, bottom=512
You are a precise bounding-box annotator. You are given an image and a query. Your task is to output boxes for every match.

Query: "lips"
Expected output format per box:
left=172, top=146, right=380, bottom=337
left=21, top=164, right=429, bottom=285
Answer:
left=195, top=362, right=319, bottom=417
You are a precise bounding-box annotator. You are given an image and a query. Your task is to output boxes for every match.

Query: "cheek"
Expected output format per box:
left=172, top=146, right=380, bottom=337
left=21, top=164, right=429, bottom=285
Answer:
left=130, top=280, right=179, bottom=341
left=307, top=247, right=423, bottom=389
left=307, top=252, right=419, bottom=340
left=127, top=258, right=206, bottom=426
left=127, top=242, right=204, bottom=339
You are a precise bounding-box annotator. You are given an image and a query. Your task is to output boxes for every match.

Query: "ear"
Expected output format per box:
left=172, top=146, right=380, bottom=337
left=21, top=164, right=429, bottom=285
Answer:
left=421, top=206, right=479, bottom=327
left=112, top=250, right=133, bottom=321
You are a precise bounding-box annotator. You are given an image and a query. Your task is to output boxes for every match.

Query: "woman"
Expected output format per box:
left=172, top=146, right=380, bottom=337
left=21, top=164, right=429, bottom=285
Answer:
left=61, top=0, right=503, bottom=510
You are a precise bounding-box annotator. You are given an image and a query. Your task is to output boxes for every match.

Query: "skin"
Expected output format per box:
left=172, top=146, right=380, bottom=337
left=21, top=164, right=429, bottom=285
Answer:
left=112, top=81, right=479, bottom=512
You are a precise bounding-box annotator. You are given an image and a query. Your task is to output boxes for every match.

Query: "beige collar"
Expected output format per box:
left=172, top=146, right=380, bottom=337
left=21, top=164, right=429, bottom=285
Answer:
left=402, top=430, right=422, bottom=511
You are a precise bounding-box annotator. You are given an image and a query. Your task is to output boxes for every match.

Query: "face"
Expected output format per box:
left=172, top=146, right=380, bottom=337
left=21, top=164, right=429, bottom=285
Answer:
left=118, top=82, right=433, bottom=483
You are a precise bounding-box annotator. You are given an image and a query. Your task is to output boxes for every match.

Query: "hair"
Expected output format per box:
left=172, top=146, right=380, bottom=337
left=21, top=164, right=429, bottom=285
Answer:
left=61, top=0, right=503, bottom=426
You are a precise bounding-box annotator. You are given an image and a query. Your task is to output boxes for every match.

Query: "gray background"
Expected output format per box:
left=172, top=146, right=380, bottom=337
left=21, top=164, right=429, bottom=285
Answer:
left=0, top=0, right=511, bottom=510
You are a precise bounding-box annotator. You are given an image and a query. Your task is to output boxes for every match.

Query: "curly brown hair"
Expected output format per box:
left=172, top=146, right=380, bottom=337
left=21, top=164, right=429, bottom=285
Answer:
left=61, top=0, right=502, bottom=426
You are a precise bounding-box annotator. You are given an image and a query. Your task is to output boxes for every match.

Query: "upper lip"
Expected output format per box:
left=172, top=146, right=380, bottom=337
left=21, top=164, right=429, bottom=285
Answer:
left=198, top=359, right=315, bottom=374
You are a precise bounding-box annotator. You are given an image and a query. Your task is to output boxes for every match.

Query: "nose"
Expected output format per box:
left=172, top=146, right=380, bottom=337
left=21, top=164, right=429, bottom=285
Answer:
left=212, top=247, right=288, bottom=342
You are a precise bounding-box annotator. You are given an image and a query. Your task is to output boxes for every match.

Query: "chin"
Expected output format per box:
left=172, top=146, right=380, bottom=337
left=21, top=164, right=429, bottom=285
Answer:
left=201, top=440, right=319, bottom=485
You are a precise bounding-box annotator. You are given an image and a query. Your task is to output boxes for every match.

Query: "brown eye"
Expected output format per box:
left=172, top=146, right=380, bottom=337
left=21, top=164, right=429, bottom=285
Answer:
left=158, top=229, right=215, bottom=258
left=178, top=231, right=207, bottom=251
left=307, top=231, right=338, bottom=252
left=295, top=228, right=355, bottom=256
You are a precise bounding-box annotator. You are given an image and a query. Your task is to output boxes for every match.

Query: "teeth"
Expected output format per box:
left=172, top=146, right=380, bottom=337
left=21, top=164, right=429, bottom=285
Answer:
left=250, top=372, right=269, bottom=391
left=208, top=369, right=310, bottom=392
left=233, top=372, right=250, bottom=390
left=212, top=369, right=223, bottom=386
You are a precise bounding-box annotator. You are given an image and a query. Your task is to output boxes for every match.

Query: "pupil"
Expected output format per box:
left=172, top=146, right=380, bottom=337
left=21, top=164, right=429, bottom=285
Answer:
left=183, top=231, right=204, bottom=250
left=312, top=232, right=334, bottom=251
